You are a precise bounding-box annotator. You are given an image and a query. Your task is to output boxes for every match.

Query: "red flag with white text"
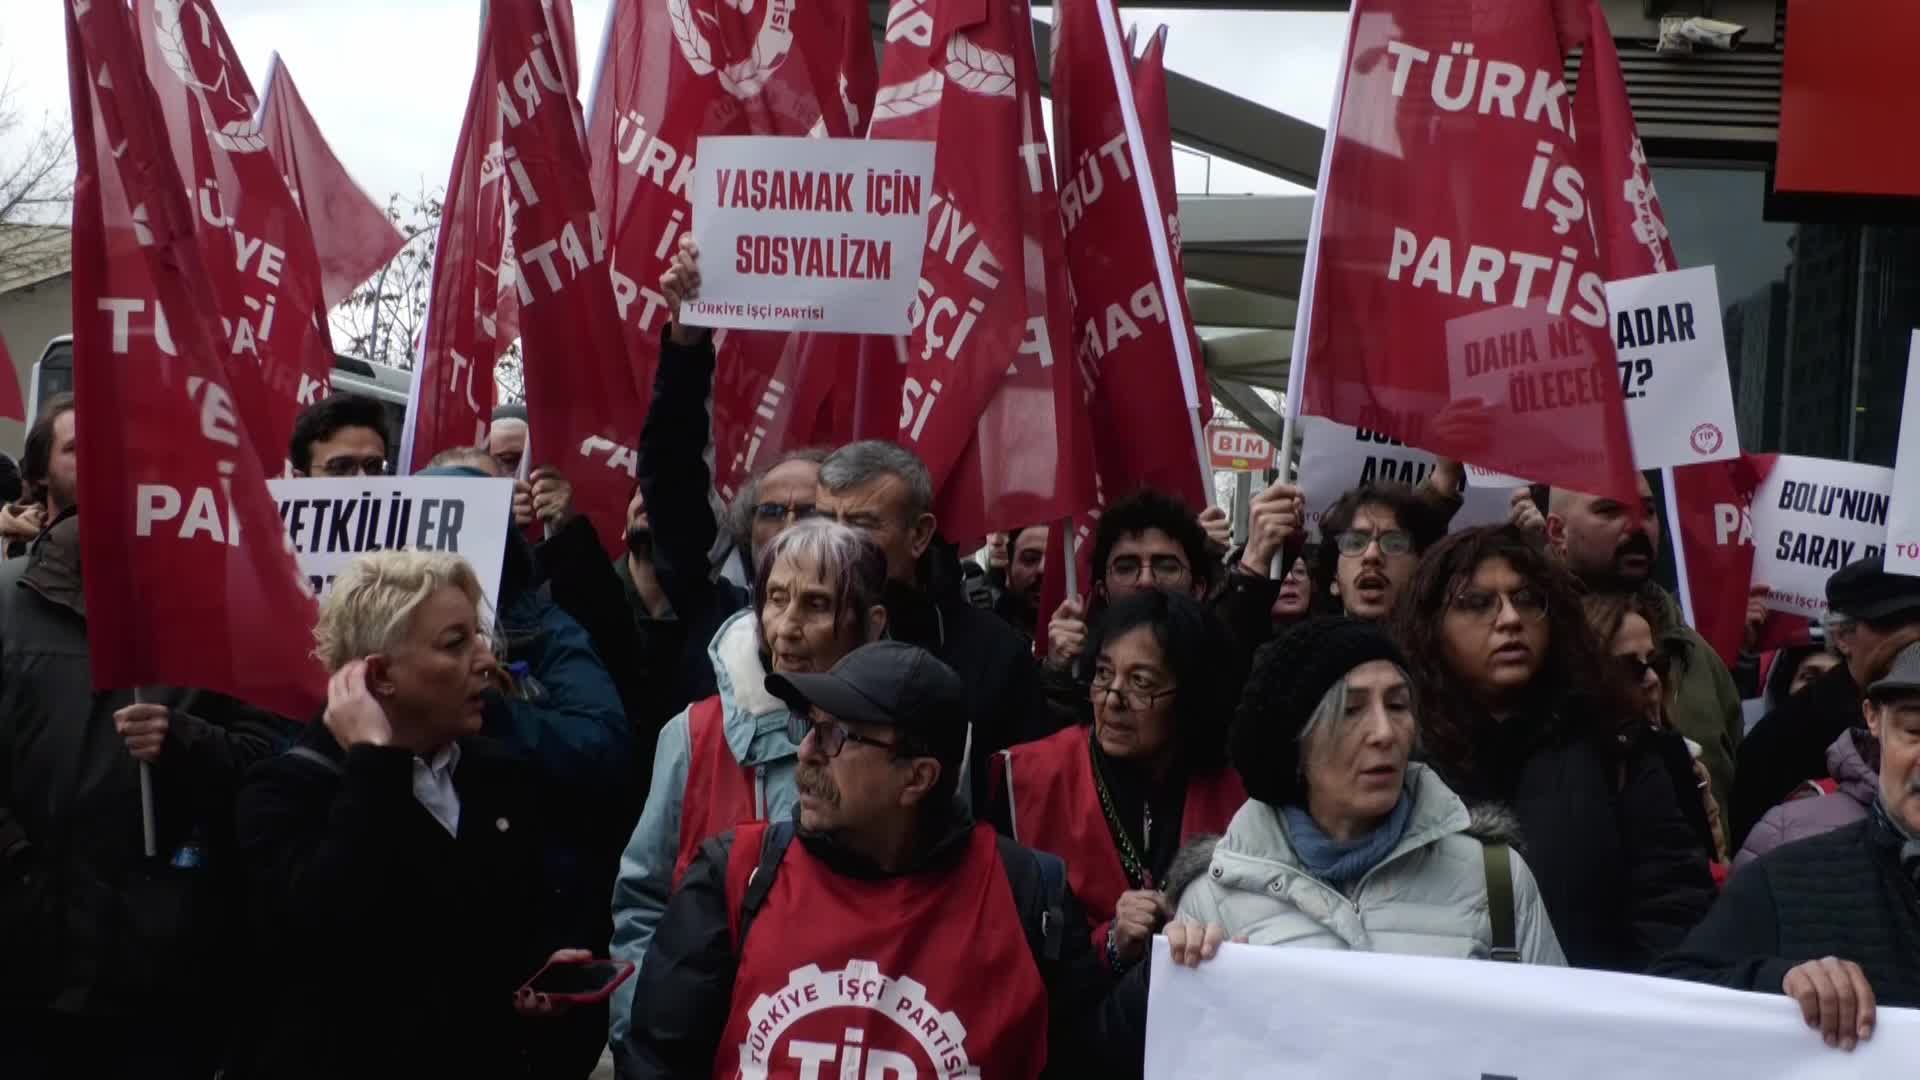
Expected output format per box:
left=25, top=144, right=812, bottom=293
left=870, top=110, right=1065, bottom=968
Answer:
left=134, top=0, right=339, bottom=473
left=1133, top=24, right=1206, bottom=420
left=1669, top=454, right=1807, bottom=666
left=1298, top=0, right=1638, bottom=506
left=401, top=3, right=531, bottom=473
left=257, top=54, right=407, bottom=310
left=66, top=0, right=324, bottom=719
left=0, top=336, right=21, bottom=423
left=1573, top=0, right=1676, bottom=280
left=584, top=0, right=872, bottom=502
left=489, top=0, right=651, bottom=554
left=863, top=0, right=1091, bottom=543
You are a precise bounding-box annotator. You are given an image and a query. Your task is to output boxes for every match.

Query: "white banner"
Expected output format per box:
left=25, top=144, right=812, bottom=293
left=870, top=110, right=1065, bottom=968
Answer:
left=683, top=135, right=936, bottom=334
left=270, top=477, right=515, bottom=619
left=1748, top=455, right=1893, bottom=619
left=1605, top=265, right=1742, bottom=468
left=1296, top=416, right=1514, bottom=539
left=1143, top=940, right=1919, bottom=1079
left=1885, top=331, right=1920, bottom=578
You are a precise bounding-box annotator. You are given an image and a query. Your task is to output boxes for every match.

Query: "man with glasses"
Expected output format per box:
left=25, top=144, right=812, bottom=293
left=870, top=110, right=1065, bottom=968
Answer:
left=616, top=641, right=1114, bottom=1079
left=1544, top=474, right=1744, bottom=831
left=1310, top=483, right=1447, bottom=622
left=288, top=394, right=390, bottom=478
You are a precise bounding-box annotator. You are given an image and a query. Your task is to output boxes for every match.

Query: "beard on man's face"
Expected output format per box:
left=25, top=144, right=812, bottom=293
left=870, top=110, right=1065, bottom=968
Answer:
left=1610, top=532, right=1657, bottom=583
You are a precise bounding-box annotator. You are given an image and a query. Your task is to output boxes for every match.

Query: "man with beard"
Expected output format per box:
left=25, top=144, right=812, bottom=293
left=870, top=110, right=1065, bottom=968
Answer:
left=816, top=441, right=1048, bottom=804
left=1545, top=474, right=1744, bottom=819
left=993, top=524, right=1048, bottom=639
left=616, top=642, right=1114, bottom=1079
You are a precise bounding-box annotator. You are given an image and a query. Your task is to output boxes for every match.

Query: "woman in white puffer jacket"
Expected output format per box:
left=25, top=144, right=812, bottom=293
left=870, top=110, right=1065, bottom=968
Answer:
left=1170, top=617, right=1566, bottom=963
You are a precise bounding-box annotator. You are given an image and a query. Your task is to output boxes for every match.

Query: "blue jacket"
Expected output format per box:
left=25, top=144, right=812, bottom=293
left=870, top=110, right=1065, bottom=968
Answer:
left=606, top=608, right=801, bottom=1046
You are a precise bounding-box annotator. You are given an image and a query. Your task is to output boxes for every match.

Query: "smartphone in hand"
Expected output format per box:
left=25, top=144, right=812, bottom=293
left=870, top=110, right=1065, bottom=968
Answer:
left=518, top=956, right=635, bottom=1005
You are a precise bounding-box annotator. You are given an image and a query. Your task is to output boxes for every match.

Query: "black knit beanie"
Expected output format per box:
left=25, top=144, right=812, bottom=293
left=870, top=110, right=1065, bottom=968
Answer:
left=1231, top=617, right=1410, bottom=807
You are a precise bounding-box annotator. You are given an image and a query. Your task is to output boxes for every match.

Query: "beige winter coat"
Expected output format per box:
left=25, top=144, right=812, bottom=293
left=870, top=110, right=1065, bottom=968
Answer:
left=1175, top=764, right=1567, bottom=965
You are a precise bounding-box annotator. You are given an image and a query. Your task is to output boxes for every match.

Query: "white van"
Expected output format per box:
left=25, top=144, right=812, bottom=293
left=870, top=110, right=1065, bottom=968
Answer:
left=28, top=334, right=412, bottom=446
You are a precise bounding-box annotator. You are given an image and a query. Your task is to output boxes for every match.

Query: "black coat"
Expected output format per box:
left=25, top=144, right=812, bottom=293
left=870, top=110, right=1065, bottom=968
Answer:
left=232, top=724, right=560, bottom=1080
left=1437, top=720, right=1716, bottom=973
left=0, top=518, right=287, bottom=1022
left=1650, top=813, right=1920, bottom=1008
left=1731, top=663, right=1862, bottom=851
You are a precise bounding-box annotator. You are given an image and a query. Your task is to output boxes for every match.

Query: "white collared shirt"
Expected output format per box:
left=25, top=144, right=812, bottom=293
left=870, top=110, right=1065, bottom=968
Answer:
left=412, top=743, right=463, bottom=838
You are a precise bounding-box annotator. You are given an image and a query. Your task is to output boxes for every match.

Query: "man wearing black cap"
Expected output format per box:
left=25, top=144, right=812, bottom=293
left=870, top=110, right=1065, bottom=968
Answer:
left=1732, top=556, right=1920, bottom=849
left=1653, top=639, right=1920, bottom=1038
left=615, top=642, right=1114, bottom=1080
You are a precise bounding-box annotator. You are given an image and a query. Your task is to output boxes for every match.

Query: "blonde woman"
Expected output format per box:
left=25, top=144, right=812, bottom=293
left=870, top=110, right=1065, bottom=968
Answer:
left=234, top=551, right=589, bottom=1080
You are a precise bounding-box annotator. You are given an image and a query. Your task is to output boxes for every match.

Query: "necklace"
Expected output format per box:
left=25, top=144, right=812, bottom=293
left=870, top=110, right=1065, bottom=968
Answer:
left=1089, top=731, right=1153, bottom=889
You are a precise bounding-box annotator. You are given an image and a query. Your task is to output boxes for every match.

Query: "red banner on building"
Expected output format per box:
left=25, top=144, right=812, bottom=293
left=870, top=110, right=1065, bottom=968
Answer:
left=487, top=0, right=650, bottom=554
left=257, top=54, right=407, bottom=310
left=1298, top=0, right=1638, bottom=507
left=134, top=0, right=339, bottom=473
left=67, top=0, right=324, bottom=720
left=584, top=0, right=871, bottom=501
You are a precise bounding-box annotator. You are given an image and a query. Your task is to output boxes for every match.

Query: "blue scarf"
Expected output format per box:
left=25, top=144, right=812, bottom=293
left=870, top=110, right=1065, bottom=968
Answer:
left=1282, top=791, right=1415, bottom=890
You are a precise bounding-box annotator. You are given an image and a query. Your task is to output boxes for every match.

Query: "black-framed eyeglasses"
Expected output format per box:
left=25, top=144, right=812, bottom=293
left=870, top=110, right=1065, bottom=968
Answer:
left=1615, top=652, right=1670, bottom=683
left=1335, top=529, right=1413, bottom=557
left=1090, top=670, right=1179, bottom=711
left=318, top=455, right=389, bottom=478
left=1448, top=586, right=1549, bottom=623
left=1107, top=555, right=1190, bottom=585
left=754, top=501, right=818, bottom=523
left=787, top=713, right=901, bottom=758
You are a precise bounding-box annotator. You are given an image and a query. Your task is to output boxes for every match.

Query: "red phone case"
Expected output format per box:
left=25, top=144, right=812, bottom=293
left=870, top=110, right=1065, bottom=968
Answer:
left=518, top=956, right=636, bottom=1005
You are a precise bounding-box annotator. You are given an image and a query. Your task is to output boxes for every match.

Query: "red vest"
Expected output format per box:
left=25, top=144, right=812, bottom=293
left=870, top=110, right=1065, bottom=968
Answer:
left=718, top=822, right=1048, bottom=1079
left=675, top=696, right=760, bottom=888
left=996, top=725, right=1245, bottom=929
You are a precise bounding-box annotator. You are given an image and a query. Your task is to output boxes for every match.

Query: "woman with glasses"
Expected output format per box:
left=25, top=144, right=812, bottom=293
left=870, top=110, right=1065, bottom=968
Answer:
left=1585, top=592, right=1730, bottom=876
left=990, top=591, right=1245, bottom=972
left=1390, top=525, right=1714, bottom=972
left=608, top=519, right=890, bottom=1049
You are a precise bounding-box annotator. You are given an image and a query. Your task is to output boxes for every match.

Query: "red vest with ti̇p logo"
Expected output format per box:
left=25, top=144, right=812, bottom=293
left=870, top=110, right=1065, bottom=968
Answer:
left=717, top=822, right=1048, bottom=1080
left=996, top=725, right=1245, bottom=930
left=675, top=696, right=760, bottom=888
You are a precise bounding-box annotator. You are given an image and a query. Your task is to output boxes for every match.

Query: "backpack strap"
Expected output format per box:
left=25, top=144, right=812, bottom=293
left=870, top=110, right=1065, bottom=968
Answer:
left=1481, top=840, right=1519, bottom=962
left=735, top=818, right=796, bottom=950
left=996, top=838, right=1067, bottom=968
left=287, top=745, right=345, bottom=776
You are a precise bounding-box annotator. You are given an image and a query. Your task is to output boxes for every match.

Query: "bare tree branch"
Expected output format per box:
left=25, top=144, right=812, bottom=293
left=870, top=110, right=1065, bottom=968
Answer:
left=0, top=58, right=77, bottom=282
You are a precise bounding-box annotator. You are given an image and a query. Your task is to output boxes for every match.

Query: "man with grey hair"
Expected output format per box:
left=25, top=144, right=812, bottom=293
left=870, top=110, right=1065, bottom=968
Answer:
left=817, top=440, right=1049, bottom=805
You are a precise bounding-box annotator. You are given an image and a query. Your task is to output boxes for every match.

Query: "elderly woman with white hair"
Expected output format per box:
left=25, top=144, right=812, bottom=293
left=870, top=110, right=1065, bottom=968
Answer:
left=233, top=551, right=591, bottom=1080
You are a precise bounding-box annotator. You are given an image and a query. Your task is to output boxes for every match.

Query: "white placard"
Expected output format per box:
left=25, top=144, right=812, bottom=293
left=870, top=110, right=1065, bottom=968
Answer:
left=682, top=135, right=936, bottom=334
left=1143, top=940, right=1919, bottom=1079
left=270, top=477, right=515, bottom=619
left=1748, top=455, right=1894, bottom=618
left=1296, top=415, right=1517, bottom=539
left=1605, top=265, right=1742, bottom=468
left=1885, top=331, right=1920, bottom=578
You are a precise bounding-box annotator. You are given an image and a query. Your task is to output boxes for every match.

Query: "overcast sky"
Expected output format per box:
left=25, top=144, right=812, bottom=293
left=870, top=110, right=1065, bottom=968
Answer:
left=4, top=1, right=1348, bottom=207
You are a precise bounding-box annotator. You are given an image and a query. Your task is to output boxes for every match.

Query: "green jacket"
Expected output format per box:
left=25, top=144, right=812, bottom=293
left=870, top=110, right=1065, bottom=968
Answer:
left=1648, top=587, right=1743, bottom=819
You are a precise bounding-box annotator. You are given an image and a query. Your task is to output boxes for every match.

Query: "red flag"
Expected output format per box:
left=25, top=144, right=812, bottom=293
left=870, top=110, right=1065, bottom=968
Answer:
left=483, top=0, right=651, bottom=556
left=134, top=0, right=338, bottom=473
left=1669, top=454, right=1806, bottom=666
left=66, top=0, right=324, bottom=719
left=1054, top=0, right=1209, bottom=511
left=1297, top=0, right=1638, bottom=507
left=0, top=336, right=22, bottom=423
left=401, top=5, right=529, bottom=472
left=1573, top=0, right=1675, bottom=280
left=862, top=0, right=1090, bottom=543
left=583, top=0, right=872, bottom=501
left=256, top=54, right=407, bottom=310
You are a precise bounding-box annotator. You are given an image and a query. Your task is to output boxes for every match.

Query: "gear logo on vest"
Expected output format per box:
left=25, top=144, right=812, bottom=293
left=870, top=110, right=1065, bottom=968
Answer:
left=738, top=960, right=975, bottom=1079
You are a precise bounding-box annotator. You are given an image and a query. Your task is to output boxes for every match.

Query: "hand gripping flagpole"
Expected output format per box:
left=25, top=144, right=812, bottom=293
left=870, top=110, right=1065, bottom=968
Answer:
left=1090, top=0, right=1212, bottom=509
left=1269, top=13, right=1356, bottom=576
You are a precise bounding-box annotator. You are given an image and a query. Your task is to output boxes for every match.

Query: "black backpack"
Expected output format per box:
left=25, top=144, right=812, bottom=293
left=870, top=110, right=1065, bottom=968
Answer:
left=732, top=820, right=1068, bottom=970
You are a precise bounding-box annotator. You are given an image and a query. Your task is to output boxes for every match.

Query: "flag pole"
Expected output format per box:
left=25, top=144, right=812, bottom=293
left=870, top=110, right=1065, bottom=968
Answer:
left=1061, top=517, right=1081, bottom=602
left=1089, top=0, right=1212, bottom=508
left=1269, top=10, right=1354, bottom=575
left=135, top=688, right=156, bottom=858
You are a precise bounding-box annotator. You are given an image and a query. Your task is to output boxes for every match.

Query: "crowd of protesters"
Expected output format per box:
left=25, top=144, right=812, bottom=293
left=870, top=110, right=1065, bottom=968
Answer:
left=1, top=246, right=1917, bottom=1080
